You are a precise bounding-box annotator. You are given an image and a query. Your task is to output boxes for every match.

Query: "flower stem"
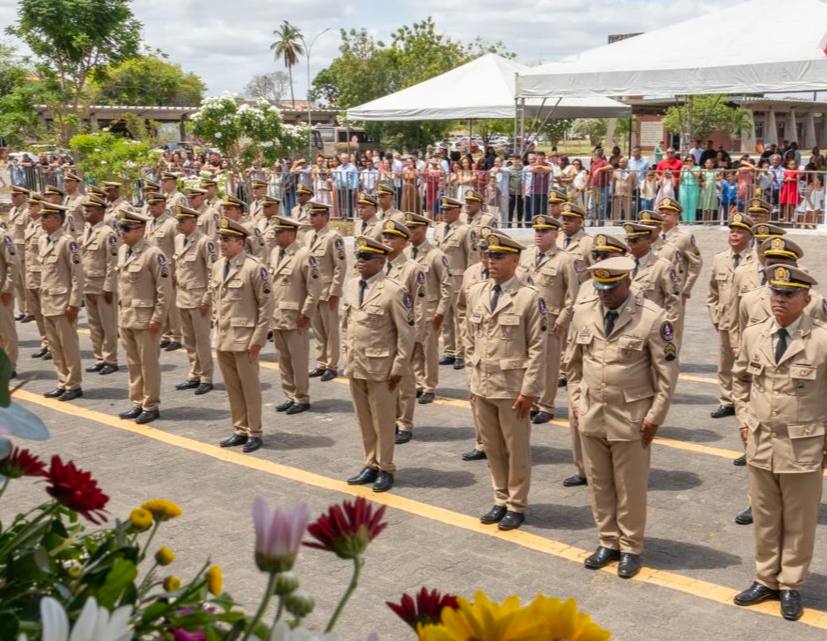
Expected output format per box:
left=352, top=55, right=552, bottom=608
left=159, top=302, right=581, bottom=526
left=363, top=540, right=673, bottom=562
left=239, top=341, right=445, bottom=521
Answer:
left=0, top=478, right=9, bottom=501
left=139, top=521, right=160, bottom=559
left=240, top=572, right=278, bottom=641
left=325, top=556, right=362, bottom=633
left=0, top=503, right=57, bottom=558
left=271, top=596, right=284, bottom=628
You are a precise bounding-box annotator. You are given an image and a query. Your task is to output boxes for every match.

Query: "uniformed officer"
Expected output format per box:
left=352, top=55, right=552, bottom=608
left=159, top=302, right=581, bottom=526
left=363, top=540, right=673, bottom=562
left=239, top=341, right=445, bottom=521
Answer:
left=557, top=202, right=593, bottom=283
left=707, top=213, right=755, bottom=419
left=161, top=172, right=187, bottom=211
left=145, top=193, right=182, bottom=352
left=8, top=186, right=30, bottom=319
left=291, top=183, right=313, bottom=234
left=211, top=218, right=273, bottom=453
left=624, top=221, right=681, bottom=326
left=38, top=203, right=84, bottom=402
left=202, top=178, right=221, bottom=212
left=435, top=195, right=478, bottom=369
left=24, top=194, right=49, bottom=358
left=404, top=212, right=453, bottom=407
left=548, top=188, right=568, bottom=218
left=377, top=184, right=404, bottom=224
left=255, top=195, right=282, bottom=257
left=305, top=200, right=346, bottom=383
left=44, top=185, right=75, bottom=236
left=565, top=256, right=678, bottom=578
left=103, top=181, right=126, bottom=228
left=115, top=209, right=171, bottom=425
left=140, top=179, right=161, bottom=217
left=63, top=172, right=86, bottom=235
left=222, top=195, right=266, bottom=260
left=654, top=196, right=703, bottom=301
left=248, top=179, right=268, bottom=222
left=464, top=231, right=546, bottom=531
left=732, top=265, right=827, bottom=622
left=746, top=197, right=772, bottom=225
left=0, top=221, right=19, bottom=375
left=270, top=216, right=320, bottom=415
left=518, top=215, right=578, bottom=424
left=343, top=236, right=415, bottom=493
left=186, top=187, right=219, bottom=240
left=464, top=189, right=498, bottom=230
left=80, top=193, right=120, bottom=376
left=173, top=205, right=217, bottom=395
left=354, top=192, right=385, bottom=241
left=382, top=219, right=425, bottom=444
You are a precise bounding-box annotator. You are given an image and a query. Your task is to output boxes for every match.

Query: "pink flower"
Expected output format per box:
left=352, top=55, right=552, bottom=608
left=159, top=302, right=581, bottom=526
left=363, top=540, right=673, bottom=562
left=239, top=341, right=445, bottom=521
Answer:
left=252, top=497, right=309, bottom=573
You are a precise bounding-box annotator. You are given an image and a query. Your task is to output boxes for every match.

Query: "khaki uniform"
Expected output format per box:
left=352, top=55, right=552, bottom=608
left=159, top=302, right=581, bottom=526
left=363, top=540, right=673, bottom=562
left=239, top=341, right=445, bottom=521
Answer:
left=39, top=230, right=84, bottom=391
left=354, top=215, right=385, bottom=242
left=519, top=246, right=578, bottom=414
left=435, top=220, right=478, bottom=359
left=655, top=227, right=703, bottom=296
left=407, top=240, right=453, bottom=395
left=739, top=287, right=827, bottom=335
left=707, top=248, right=754, bottom=405
left=342, top=272, right=415, bottom=473
left=379, top=207, right=405, bottom=225
left=165, top=190, right=187, bottom=212
left=565, top=293, right=678, bottom=554
left=0, top=233, right=19, bottom=369
left=464, top=276, right=546, bottom=513
left=147, top=211, right=182, bottom=343
left=197, top=204, right=220, bottom=240
left=8, top=203, right=28, bottom=312
left=241, top=220, right=267, bottom=261
left=80, top=221, right=120, bottom=367
left=270, top=242, right=320, bottom=404
left=249, top=198, right=263, bottom=222
left=103, top=197, right=126, bottom=228
left=557, top=228, right=593, bottom=283
left=732, top=315, right=827, bottom=590
left=257, top=217, right=278, bottom=259
left=466, top=210, right=499, bottom=231
left=305, top=226, right=346, bottom=371
left=729, top=261, right=767, bottom=350
left=290, top=203, right=312, bottom=243
left=63, top=191, right=85, bottom=237
left=24, top=220, right=48, bottom=350
left=174, top=231, right=217, bottom=384
left=631, top=251, right=682, bottom=325
left=117, top=239, right=172, bottom=411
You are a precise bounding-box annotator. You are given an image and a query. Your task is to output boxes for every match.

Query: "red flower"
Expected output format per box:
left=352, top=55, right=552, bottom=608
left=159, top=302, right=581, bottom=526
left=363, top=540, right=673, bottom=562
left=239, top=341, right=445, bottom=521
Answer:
left=387, top=587, right=459, bottom=631
left=0, top=447, right=48, bottom=478
left=304, top=496, right=387, bottom=559
left=45, top=456, right=109, bottom=523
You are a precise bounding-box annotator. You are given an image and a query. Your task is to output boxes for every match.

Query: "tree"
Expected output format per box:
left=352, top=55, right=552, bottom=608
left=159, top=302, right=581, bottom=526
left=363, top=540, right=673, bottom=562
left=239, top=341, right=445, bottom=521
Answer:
left=269, top=21, right=304, bottom=108
left=573, top=119, right=607, bottom=148
left=68, top=131, right=158, bottom=183
left=663, top=96, right=752, bottom=149
left=244, top=71, right=289, bottom=103
left=91, top=55, right=205, bottom=106
left=0, top=42, right=55, bottom=145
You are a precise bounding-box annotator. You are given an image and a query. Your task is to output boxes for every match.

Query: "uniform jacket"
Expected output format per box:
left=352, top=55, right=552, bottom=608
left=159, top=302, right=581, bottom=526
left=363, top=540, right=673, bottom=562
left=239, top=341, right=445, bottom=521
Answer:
left=9, top=204, right=29, bottom=245
left=466, top=210, right=499, bottom=230
left=38, top=229, right=84, bottom=316
left=435, top=219, right=478, bottom=278
left=655, top=226, right=703, bottom=296
left=386, top=253, right=426, bottom=342
left=24, top=220, right=45, bottom=289
left=518, top=246, right=578, bottom=326
left=304, top=225, right=346, bottom=301
left=707, top=248, right=754, bottom=330
left=80, top=221, right=119, bottom=296
left=116, top=239, right=171, bottom=329
left=63, top=191, right=85, bottom=235
left=738, top=287, right=827, bottom=337
left=146, top=212, right=178, bottom=267
left=210, top=252, right=273, bottom=351
left=556, top=228, right=593, bottom=282
left=197, top=205, right=219, bottom=240
left=631, top=250, right=682, bottom=324
left=269, top=242, right=320, bottom=330
left=103, top=197, right=126, bottom=228
left=0, top=231, right=19, bottom=295
left=378, top=207, right=405, bottom=225
left=728, top=260, right=767, bottom=347
left=406, top=239, right=453, bottom=322
left=174, top=230, right=217, bottom=308
left=354, top=215, right=385, bottom=242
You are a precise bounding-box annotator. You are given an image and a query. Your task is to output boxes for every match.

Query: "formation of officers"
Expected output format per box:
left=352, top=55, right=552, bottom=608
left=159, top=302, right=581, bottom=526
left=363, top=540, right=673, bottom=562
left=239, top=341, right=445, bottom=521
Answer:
left=1, top=175, right=823, bottom=622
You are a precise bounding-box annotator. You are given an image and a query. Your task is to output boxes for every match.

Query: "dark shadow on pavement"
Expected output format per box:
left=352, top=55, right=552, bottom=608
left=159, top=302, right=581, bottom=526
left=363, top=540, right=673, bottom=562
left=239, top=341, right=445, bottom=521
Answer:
left=680, top=363, right=718, bottom=374
left=262, top=432, right=335, bottom=450
left=162, top=406, right=231, bottom=421
left=657, top=426, right=724, bottom=443
left=648, top=468, right=703, bottom=491
left=672, top=392, right=719, bottom=406
left=529, top=503, right=595, bottom=531
left=531, top=445, right=574, bottom=466
left=398, top=466, right=476, bottom=489
left=800, top=573, right=827, bottom=611
left=435, top=388, right=471, bottom=401
left=78, top=387, right=128, bottom=400
left=305, top=398, right=355, bottom=414
left=414, top=425, right=476, bottom=442
left=645, top=537, right=741, bottom=570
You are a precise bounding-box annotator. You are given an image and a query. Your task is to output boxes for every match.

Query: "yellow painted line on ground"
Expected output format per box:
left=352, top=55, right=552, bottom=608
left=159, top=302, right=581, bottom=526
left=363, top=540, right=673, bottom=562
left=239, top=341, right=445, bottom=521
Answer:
left=12, top=387, right=827, bottom=630
left=679, top=373, right=718, bottom=384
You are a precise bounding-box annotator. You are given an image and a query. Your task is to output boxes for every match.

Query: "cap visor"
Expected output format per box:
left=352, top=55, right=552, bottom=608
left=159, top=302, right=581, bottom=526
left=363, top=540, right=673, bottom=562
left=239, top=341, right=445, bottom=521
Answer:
left=592, top=280, right=623, bottom=291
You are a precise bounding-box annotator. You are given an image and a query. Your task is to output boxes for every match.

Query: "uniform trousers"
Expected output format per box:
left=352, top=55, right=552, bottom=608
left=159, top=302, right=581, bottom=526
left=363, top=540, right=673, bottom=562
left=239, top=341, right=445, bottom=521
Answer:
left=121, top=327, right=161, bottom=411
left=162, top=286, right=182, bottom=342
left=537, top=318, right=563, bottom=414
left=717, top=328, right=734, bottom=406
left=441, top=279, right=463, bottom=358
left=581, top=436, right=651, bottom=554
left=85, top=293, right=118, bottom=365
left=749, top=465, right=823, bottom=590
left=412, top=323, right=439, bottom=393
left=217, top=350, right=262, bottom=437
left=468, top=394, right=485, bottom=453
left=568, top=411, right=586, bottom=477
left=14, top=247, right=25, bottom=314
left=311, top=299, right=339, bottom=370
left=474, top=395, right=531, bottom=513
left=179, top=306, right=213, bottom=383
left=396, top=365, right=416, bottom=432
left=273, top=329, right=310, bottom=403
left=0, top=295, right=18, bottom=369
left=350, top=377, right=396, bottom=473
left=43, top=314, right=82, bottom=390
left=25, top=288, right=47, bottom=348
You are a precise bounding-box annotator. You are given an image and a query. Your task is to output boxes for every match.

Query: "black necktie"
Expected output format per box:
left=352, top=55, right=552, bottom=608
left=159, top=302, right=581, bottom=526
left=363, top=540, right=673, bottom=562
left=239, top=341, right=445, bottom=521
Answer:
left=482, top=269, right=489, bottom=280
left=358, top=279, right=367, bottom=306
left=535, top=252, right=543, bottom=267
left=661, top=233, right=666, bottom=241
left=733, top=253, right=741, bottom=269
left=564, top=236, right=571, bottom=248
left=760, top=269, right=767, bottom=285
left=490, top=284, right=502, bottom=311
left=312, top=233, right=318, bottom=246
left=775, top=327, right=788, bottom=363
left=126, top=247, right=133, bottom=260
left=412, top=246, right=418, bottom=259
left=604, top=310, right=618, bottom=337
left=276, top=249, right=283, bottom=266
left=386, top=261, right=392, bottom=275
left=223, top=259, right=230, bottom=281
left=633, top=259, right=639, bottom=277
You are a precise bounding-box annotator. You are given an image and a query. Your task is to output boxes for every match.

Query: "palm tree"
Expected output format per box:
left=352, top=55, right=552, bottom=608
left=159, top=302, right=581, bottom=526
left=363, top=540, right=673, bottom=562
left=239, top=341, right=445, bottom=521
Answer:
left=270, top=21, right=305, bottom=108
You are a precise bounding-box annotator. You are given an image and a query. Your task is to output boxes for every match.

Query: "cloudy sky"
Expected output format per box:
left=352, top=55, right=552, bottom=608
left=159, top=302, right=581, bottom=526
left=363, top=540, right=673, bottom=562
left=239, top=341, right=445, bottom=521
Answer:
left=0, top=0, right=727, bottom=98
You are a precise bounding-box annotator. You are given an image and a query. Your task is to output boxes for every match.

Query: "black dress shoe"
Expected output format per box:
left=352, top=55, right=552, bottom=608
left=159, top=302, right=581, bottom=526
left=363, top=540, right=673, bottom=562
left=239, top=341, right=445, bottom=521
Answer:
left=135, top=409, right=160, bottom=425
left=320, top=369, right=337, bottom=382
left=416, top=388, right=423, bottom=398
left=243, top=437, right=263, bottom=453
left=452, top=357, right=465, bottom=370
left=710, top=404, right=736, bottom=419
left=10, top=371, right=16, bottom=379
left=617, top=553, right=642, bottom=579
left=276, top=400, right=294, bottom=412
left=480, top=505, right=507, bottom=524
left=220, top=433, right=248, bottom=448
left=15, top=313, right=24, bottom=321
left=735, top=506, right=753, bottom=525
left=462, top=448, right=487, bottom=461
left=31, top=347, right=49, bottom=358
left=118, top=406, right=143, bottom=419
left=285, top=402, right=310, bottom=415
left=347, top=467, right=378, bottom=485
left=309, top=367, right=325, bottom=377
left=438, top=355, right=455, bottom=366
left=42, top=351, right=52, bottom=360
left=98, top=363, right=119, bottom=375
left=531, top=410, right=554, bottom=424
left=372, top=471, right=394, bottom=493
left=44, top=387, right=66, bottom=398
left=20, top=314, right=34, bottom=323
left=418, top=391, right=435, bottom=405
left=86, top=362, right=104, bottom=373
left=780, top=590, right=803, bottom=621
left=176, top=379, right=200, bottom=390
left=497, top=511, right=525, bottom=531
left=159, top=338, right=171, bottom=348
left=563, top=474, right=588, bottom=487
left=734, top=582, right=779, bottom=606
left=733, top=454, right=747, bottom=466
left=395, top=430, right=412, bottom=445
left=57, top=388, right=83, bottom=402
left=164, top=341, right=182, bottom=352
left=584, top=546, right=621, bottom=569
left=529, top=410, right=538, bottom=419
left=557, top=377, right=567, bottom=388
left=194, top=383, right=213, bottom=395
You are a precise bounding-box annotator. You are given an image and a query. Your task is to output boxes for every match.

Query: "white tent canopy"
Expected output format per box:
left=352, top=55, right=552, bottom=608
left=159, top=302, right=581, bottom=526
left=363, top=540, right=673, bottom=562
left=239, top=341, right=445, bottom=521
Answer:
left=346, top=53, right=630, bottom=121
left=517, top=0, right=827, bottom=98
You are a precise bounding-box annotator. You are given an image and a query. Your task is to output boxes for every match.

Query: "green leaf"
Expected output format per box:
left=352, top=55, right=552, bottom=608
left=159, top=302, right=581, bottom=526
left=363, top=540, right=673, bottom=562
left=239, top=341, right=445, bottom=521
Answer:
left=139, top=601, right=168, bottom=624
left=34, top=545, right=51, bottom=574
left=0, top=611, right=19, bottom=641
left=96, top=558, right=137, bottom=609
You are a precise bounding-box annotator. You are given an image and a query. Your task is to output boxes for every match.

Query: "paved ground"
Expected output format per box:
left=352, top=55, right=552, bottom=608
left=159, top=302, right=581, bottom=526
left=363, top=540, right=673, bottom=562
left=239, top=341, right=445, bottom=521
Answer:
left=3, top=222, right=827, bottom=639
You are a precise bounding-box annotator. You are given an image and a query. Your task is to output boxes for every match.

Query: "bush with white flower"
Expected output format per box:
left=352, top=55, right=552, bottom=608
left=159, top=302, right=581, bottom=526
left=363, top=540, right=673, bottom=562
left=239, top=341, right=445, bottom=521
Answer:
left=68, top=132, right=160, bottom=185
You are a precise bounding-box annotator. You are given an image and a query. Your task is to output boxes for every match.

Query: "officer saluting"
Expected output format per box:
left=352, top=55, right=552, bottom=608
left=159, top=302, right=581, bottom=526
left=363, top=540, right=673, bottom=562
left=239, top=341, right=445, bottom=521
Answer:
left=732, top=266, right=827, bottom=621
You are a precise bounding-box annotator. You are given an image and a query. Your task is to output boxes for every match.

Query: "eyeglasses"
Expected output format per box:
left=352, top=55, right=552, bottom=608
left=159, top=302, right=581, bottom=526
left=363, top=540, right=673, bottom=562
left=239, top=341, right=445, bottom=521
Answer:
left=484, top=252, right=507, bottom=260
left=355, top=252, right=381, bottom=261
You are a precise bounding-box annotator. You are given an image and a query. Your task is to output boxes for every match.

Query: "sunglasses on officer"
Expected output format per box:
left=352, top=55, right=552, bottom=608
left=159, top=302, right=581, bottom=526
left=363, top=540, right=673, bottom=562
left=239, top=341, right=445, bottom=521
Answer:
left=484, top=251, right=508, bottom=260
left=354, top=251, right=381, bottom=261
left=626, top=237, right=647, bottom=245
left=117, top=223, right=141, bottom=232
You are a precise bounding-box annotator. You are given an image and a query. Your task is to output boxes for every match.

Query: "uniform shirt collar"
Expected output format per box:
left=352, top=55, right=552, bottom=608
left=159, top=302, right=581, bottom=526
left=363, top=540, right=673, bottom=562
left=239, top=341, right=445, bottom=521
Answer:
left=772, top=314, right=803, bottom=337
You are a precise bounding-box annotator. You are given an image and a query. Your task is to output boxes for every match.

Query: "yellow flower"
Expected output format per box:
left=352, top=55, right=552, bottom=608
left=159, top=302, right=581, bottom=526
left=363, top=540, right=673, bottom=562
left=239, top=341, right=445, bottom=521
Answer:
left=141, top=499, right=183, bottom=521
left=163, top=576, right=182, bottom=592
left=207, top=565, right=223, bottom=596
left=155, top=546, right=175, bottom=566
left=527, top=595, right=610, bottom=641
left=129, top=507, right=154, bottom=531
left=419, top=592, right=542, bottom=641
